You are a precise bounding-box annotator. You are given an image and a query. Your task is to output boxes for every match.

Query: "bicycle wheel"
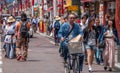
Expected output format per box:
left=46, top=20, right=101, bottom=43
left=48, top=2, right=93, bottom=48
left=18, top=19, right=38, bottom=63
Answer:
left=72, top=56, right=80, bottom=73
left=64, top=56, right=71, bottom=73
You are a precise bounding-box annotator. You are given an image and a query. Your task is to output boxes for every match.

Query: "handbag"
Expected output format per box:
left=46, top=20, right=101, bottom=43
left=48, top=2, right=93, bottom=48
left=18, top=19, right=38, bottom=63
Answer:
left=98, top=40, right=106, bottom=48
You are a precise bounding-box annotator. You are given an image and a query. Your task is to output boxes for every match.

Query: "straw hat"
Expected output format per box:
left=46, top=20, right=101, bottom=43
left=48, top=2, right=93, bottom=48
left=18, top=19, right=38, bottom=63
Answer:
left=7, top=16, right=15, bottom=23
left=55, top=16, right=61, bottom=20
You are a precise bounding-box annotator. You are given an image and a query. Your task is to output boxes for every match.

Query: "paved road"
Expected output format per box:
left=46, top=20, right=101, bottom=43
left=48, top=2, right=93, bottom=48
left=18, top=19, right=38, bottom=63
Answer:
left=0, top=34, right=3, bottom=73
left=2, top=33, right=120, bottom=73
left=3, top=34, right=64, bottom=73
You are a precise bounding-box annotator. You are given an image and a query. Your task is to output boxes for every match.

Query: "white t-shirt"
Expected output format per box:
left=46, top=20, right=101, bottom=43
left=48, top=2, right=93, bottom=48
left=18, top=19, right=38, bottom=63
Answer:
left=79, top=22, right=87, bottom=31
left=4, top=24, right=15, bottom=35
left=4, top=35, right=11, bottom=43
left=106, top=29, right=113, bottom=37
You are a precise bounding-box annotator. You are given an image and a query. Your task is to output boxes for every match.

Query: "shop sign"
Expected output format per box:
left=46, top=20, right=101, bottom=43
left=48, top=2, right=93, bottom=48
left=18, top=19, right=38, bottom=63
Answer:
left=68, top=5, right=78, bottom=11
left=66, top=0, right=72, bottom=6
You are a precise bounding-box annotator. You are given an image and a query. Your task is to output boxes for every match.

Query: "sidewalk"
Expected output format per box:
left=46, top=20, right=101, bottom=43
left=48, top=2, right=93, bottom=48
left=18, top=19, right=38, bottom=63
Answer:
left=37, top=32, right=120, bottom=71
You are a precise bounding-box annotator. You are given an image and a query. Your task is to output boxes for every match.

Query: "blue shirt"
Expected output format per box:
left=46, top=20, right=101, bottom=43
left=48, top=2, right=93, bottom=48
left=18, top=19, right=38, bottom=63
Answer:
left=58, top=22, right=83, bottom=40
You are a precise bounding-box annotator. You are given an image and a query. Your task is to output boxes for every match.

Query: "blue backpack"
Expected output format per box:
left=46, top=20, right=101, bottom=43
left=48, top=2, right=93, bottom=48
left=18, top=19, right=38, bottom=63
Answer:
left=54, top=21, right=60, bottom=30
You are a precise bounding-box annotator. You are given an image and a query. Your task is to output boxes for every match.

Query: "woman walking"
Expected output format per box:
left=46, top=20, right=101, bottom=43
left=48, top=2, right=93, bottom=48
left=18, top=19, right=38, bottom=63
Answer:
left=4, top=16, right=16, bottom=59
left=83, top=18, right=97, bottom=72
left=103, top=19, right=119, bottom=71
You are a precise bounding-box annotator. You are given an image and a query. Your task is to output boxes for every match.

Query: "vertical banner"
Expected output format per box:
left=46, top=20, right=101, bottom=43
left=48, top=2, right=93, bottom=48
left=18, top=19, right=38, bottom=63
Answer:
left=99, top=3, right=104, bottom=25
left=32, top=0, right=34, bottom=17
left=115, top=0, right=120, bottom=39
left=20, top=0, right=22, bottom=11
left=0, top=5, right=2, bottom=16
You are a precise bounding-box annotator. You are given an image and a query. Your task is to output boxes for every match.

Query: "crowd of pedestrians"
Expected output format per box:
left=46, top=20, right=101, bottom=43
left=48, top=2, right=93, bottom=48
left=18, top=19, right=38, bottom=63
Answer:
left=1, top=13, right=39, bottom=61
left=46, top=11, right=120, bottom=72
left=0, top=9, right=120, bottom=72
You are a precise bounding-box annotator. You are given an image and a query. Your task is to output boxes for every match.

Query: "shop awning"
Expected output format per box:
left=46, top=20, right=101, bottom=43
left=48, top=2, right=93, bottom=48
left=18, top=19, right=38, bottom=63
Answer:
left=81, top=0, right=93, bottom=2
left=46, top=7, right=53, bottom=12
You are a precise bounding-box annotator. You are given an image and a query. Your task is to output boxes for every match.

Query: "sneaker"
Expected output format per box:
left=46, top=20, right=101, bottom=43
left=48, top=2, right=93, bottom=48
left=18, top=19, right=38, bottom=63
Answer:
left=104, top=66, right=107, bottom=71
left=88, top=67, right=93, bottom=72
left=108, top=68, right=112, bottom=71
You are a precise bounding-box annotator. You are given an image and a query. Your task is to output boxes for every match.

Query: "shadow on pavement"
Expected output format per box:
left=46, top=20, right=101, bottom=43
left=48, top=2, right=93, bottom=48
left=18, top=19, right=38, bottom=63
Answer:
left=26, top=59, right=42, bottom=62
left=93, top=70, right=120, bottom=73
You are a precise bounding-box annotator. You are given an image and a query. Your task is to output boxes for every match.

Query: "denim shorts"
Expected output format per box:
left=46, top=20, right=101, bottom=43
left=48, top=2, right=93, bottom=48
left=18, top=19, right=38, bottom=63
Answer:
left=85, top=44, right=96, bottom=50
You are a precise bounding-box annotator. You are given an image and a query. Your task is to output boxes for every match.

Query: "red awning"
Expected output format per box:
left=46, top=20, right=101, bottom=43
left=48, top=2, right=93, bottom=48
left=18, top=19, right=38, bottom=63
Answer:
left=46, top=7, right=53, bottom=12
left=81, top=0, right=93, bottom=2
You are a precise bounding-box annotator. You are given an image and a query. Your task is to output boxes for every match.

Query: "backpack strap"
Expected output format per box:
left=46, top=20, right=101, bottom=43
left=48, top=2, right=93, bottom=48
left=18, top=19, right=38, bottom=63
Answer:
left=65, top=24, right=74, bottom=38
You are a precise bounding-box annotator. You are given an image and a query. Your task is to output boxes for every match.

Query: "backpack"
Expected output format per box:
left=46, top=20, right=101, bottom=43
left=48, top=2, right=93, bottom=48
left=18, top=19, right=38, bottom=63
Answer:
left=20, top=22, right=29, bottom=38
left=54, top=21, right=60, bottom=30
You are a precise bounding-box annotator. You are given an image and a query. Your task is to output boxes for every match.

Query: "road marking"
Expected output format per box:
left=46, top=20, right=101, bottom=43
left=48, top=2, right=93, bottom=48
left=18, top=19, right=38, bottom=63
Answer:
left=0, top=34, right=2, bottom=73
left=0, top=68, right=2, bottom=73
left=49, top=40, right=55, bottom=45
left=28, top=49, right=32, bottom=51
left=0, top=61, right=2, bottom=65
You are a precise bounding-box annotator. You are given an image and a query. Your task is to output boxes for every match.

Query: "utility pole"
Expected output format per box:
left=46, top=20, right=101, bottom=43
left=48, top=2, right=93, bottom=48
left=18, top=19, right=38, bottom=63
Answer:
left=53, top=0, right=57, bottom=17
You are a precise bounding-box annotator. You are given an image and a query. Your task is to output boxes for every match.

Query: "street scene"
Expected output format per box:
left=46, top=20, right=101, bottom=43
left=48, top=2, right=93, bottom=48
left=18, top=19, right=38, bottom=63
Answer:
left=0, top=0, right=120, bottom=73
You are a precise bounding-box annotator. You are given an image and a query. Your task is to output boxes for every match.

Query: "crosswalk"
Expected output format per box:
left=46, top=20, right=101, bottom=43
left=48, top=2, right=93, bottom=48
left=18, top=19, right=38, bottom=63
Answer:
left=0, top=34, right=3, bottom=73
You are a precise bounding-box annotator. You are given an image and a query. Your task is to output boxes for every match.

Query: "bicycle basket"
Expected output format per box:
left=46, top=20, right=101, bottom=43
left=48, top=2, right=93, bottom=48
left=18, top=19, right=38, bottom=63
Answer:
left=68, top=41, right=83, bottom=54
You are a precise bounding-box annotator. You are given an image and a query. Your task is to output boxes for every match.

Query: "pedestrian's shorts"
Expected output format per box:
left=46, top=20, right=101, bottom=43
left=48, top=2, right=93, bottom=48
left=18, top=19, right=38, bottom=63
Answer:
left=85, top=44, right=96, bottom=50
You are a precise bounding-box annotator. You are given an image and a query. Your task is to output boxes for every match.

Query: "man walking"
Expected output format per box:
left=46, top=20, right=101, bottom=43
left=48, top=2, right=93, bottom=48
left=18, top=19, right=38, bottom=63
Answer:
left=54, top=16, right=61, bottom=46
left=15, top=13, right=30, bottom=61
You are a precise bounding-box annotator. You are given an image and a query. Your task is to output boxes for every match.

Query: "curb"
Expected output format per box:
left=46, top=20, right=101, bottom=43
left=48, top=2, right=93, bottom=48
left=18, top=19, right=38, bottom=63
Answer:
left=36, top=32, right=54, bottom=40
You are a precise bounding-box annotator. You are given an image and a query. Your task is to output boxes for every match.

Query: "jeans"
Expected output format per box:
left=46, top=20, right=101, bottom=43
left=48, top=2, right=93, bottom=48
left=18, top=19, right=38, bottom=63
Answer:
left=5, top=43, right=15, bottom=58
left=78, top=53, right=84, bottom=71
left=54, top=29, right=60, bottom=44
left=60, top=41, right=68, bottom=61
left=5, top=43, right=11, bottom=58
left=95, top=48, right=104, bottom=64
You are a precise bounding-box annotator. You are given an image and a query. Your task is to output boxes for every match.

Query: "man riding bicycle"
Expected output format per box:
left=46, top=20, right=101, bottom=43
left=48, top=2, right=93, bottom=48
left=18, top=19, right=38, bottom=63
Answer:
left=58, top=13, right=83, bottom=63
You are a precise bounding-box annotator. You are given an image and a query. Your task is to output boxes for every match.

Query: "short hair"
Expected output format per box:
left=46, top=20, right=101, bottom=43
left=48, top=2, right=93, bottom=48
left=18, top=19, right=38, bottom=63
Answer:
left=21, top=13, right=27, bottom=21
left=81, top=15, right=88, bottom=19
left=68, top=13, right=76, bottom=18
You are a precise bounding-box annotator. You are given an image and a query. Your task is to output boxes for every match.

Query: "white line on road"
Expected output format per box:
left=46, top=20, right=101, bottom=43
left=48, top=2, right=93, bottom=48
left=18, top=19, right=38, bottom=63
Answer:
left=0, top=61, right=2, bottom=65
left=28, top=49, right=32, bottom=51
left=49, top=40, right=55, bottom=45
left=0, top=56, right=2, bottom=60
left=0, top=68, right=2, bottom=73
left=0, top=34, right=2, bottom=73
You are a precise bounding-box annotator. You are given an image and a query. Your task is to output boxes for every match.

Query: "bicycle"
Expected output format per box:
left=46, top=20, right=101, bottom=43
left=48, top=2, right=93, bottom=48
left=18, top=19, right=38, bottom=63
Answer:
left=64, top=41, right=84, bottom=73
